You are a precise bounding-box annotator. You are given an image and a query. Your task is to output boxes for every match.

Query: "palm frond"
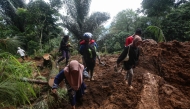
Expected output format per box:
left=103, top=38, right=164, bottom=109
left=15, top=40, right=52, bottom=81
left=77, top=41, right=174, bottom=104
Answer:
left=0, top=79, right=36, bottom=107
left=61, top=0, right=110, bottom=39
left=0, top=53, right=36, bottom=107
left=84, top=12, right=110, bottom=32
left=144, top=26, right=166, bottom=42
left=0, top=37, right=23, bottom=54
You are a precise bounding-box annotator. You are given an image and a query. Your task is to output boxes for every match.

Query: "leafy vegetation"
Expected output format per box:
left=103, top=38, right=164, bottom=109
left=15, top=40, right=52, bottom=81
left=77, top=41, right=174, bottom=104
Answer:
left=144, top=26, right=166, bottom=42
left=61, top=0, right=110, bottom=40
left=0, top=52, right=36, bottom=107
left=161, top=2, right=190, bottom=41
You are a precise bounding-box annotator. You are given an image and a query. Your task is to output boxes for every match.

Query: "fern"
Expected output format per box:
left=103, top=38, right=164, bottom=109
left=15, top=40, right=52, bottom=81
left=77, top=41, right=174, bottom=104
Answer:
left=0, top=53, right=36, bottom=107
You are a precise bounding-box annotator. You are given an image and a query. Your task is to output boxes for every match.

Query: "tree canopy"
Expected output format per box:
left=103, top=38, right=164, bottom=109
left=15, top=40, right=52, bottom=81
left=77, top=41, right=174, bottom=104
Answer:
left=61, top=0, right=110, bottom=40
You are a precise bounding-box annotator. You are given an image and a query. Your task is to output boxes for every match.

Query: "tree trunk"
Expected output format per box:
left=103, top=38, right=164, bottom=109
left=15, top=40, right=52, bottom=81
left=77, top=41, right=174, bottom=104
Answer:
left=20, top=77, right=48, bottom=85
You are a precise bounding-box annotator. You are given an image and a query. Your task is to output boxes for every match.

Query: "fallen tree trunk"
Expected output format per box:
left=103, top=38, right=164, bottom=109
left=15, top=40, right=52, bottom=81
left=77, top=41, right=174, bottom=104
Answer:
left=20, top=77, right=48, bottom=85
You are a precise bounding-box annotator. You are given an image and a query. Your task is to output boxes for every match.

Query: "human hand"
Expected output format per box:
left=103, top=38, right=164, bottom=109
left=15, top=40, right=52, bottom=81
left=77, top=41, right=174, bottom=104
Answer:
left=67, top=43, right=71, bottom=46
left=51, top=89, right=57, bottom=94
left=51, top=88, right=59, bottom=100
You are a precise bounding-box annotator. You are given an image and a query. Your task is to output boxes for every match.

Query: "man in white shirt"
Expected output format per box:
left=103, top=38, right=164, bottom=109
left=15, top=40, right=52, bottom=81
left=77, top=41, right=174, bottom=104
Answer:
left=17, top=47, right=25, bottom=60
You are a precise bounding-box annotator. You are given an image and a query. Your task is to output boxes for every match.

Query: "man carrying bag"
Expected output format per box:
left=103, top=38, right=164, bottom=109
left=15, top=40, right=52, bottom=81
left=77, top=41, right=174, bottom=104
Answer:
left=116, top=36, right=142, bottom=89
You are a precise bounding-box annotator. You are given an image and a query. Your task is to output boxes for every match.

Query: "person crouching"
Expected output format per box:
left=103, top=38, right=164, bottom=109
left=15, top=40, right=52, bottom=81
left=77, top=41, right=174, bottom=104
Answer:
left=51, top=60, right=86, bottom=109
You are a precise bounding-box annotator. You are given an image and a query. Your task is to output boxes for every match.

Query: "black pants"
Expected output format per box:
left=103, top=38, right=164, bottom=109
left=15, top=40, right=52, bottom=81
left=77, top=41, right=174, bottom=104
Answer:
left=84, top=59, right=95, bottom=78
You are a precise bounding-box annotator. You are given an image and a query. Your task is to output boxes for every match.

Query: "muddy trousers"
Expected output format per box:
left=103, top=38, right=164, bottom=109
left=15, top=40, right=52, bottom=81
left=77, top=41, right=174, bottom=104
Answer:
left=126, top=68, right=133, bottom=86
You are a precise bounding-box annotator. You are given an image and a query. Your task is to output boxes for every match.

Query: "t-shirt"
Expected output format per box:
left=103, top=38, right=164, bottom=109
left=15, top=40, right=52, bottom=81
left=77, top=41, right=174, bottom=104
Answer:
left=17, top=49, right=25, bottom=56
left=125, top=36, right=133, bottom=47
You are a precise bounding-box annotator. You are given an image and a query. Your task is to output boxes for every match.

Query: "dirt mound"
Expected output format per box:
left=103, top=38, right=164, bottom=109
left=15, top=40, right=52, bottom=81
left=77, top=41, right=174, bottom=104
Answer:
left=74, top=40, right=190, bottom=109
left=140, top=40, right=190, bottom=109
left=143, top=39, right=158, bottom=45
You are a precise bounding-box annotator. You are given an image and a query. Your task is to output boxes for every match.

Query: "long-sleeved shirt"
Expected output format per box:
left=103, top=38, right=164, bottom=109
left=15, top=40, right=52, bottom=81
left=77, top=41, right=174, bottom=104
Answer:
left=59, top=38, right=69, bottom=51
left=117, top=45, right=140, bottom=70
left=52, top=70, right=72, bottom=90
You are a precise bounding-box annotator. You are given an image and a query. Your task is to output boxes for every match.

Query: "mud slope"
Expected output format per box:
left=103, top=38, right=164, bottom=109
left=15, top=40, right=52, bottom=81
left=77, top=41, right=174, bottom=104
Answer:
left=46, top=40, right=190, bottom=109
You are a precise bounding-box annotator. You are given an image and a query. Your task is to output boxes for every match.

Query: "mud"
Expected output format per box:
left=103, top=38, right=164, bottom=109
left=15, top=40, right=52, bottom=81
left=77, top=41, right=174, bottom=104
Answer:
left=73, top=40, right=190, bottom=109
left=19, top=40, right=190, bottom=109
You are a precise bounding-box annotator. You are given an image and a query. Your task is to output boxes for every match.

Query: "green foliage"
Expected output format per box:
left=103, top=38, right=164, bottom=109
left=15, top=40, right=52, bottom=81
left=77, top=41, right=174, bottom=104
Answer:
left=93, top=26, right=107, bottom=41
left=16, top=8, right=27, bottom=15
left=0, top=0, right=63, bottom=56
left=97, top=32, right=126, bottom=53
left=0, top=52, right=36, bottom=107
left=49, top=0, right=63, bottom=10
left=47, top=88, right=68, bottom=109
left=0, top=0, right=26, bottom=32
left=0, top=37, right=23, bottom=54
left=43, top=37, right=62, bottom=53
left=142, top=0, right=175, bottom=17
left=113, top=42, right=121, bottom=51
left=110, top=9, right=137, bottom=34
left=144, top=26, right=165, bottom=42
left=105, top=9, right=152, bottom=53
left=61, top=0, right=110, bottom=39
left=28, top=40, right=40, bottom=55
left=161, top=2, right=190, bottom=41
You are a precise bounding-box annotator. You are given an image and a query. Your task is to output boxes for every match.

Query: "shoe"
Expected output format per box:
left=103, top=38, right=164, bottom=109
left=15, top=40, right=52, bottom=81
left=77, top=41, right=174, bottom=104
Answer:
left=91, top=77, right=94, bottom=81
left=84, top=89, right=88, bottom=93
left=129, top=86, right=134, bottom=90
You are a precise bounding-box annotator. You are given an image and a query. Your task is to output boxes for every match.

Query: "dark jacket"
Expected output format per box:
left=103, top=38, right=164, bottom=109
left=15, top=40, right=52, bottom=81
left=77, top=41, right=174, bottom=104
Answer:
left=117, top=45, right=140, bottom=70
left=59, top=38, right=69, bottom=51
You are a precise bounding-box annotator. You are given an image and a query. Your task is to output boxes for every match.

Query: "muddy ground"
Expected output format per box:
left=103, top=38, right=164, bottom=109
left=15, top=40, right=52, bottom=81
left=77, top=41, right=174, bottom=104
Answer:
left=20, top=40, right=190, bottom=109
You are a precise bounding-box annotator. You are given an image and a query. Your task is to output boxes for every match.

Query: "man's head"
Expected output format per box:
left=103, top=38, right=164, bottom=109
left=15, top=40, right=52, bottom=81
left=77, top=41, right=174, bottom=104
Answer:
left=132, top=36, right=142, bottom=47
left=18, top=47, right=21, bottom=50
left=135, top=28, right=142, bottom=36
left=83, top=32, right=93, bottom=42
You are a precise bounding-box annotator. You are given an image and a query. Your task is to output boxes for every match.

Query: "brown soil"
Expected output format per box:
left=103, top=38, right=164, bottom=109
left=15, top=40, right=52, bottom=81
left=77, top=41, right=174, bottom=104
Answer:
left=19, top=40, right=190, bottom=109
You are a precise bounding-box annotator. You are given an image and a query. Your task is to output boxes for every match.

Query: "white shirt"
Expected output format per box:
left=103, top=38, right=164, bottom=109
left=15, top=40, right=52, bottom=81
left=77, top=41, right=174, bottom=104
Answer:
left=17, top=49, right=25, bottom=56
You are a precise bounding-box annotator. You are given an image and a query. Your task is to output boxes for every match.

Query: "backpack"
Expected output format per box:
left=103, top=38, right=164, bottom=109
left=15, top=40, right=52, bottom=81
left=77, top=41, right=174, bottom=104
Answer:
left=83, top=43, right=97, bottom=60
